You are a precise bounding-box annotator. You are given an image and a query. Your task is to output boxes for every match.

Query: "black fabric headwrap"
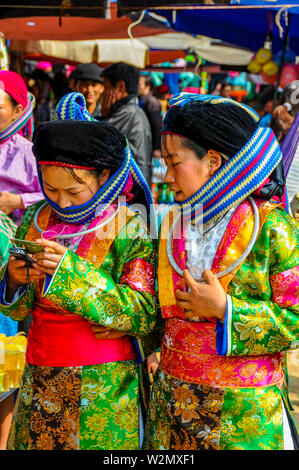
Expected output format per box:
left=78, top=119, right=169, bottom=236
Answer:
left=161, top=100, right=258, bottom=157
left=32, top=120, right=126, bottom=170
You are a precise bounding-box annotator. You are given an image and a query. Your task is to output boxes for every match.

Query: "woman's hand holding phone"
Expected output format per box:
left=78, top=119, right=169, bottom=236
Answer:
left=6, top=238, right=67, bottom=301
left=31, top=239, right=67, bottom=277
left=6, top=256, right=43, bottom=302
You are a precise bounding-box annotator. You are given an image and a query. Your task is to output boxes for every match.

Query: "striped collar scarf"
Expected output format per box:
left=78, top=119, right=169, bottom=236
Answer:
left=163, top=93, right=282, bottom=226
left=0, top=93, right=34, bottom=143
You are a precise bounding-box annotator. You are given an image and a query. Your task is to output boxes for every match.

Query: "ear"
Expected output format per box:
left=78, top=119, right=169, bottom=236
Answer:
left=99, top=169, right=110, bottom=186
left=117, top=80, right=127, bottom=94
left=12, top=104, right=23, bottom=121
left=206, top=150, right=222, bottom=176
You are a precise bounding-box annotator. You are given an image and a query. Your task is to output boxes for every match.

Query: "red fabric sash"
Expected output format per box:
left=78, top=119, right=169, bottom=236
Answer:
left=26, top=300, right=136, bottom=367
left=160, top=318, right=284, bottom=388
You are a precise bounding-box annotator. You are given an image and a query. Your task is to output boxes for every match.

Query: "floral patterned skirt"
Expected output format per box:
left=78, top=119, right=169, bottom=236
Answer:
left=143, top=369, right=290, bottom=451
left=7, top=360, right=141, bottom=450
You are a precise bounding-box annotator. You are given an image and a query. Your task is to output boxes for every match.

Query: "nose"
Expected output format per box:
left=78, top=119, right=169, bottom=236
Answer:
left=164, top=167, right=175, bottom=184
left=57, top=194, right=72, bottom=209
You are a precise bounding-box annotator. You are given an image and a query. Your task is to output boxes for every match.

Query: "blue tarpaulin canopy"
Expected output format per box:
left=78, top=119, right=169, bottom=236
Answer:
left=145, top=2, right=299, bottom=54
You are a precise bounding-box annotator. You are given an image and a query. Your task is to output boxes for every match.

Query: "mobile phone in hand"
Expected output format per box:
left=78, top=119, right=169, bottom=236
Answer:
left=9, top=246, right=35, bottom=265
left=10, top=238, right=44, bottom=254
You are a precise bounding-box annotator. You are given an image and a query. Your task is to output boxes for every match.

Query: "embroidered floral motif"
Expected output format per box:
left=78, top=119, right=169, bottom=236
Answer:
left=120, top=258, right=155, bottom=295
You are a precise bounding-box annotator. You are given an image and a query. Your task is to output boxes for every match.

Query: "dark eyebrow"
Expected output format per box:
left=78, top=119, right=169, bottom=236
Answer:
left=44, top=181, right=82, bottom=191
left=163, top=152, right=179, bottom=159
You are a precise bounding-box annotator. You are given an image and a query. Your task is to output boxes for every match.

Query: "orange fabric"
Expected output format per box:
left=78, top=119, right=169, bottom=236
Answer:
left=1, top=16, right=168, bottom=41
left=229, top=89, right=248, bottom=103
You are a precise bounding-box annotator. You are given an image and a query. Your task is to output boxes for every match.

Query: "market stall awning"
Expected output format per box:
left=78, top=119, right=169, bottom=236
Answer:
left=10, top=37, right=150, bottom=68
left=139, top=33, right=253, bottom=65
left=144, top=2, right=299, bottom=54
left=9, top=32, right=253, bottom=68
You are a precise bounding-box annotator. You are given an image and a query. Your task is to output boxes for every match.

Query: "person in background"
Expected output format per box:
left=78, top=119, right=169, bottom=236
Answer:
left=67, top=69, right=76, bottom=93
left=73, top=63, right=104, bottom=118
left=51, top=69, right=72, bottom=104
left=100, top=62, right=152, bottom=187
left=0, top=69, right=43, bottom=450
left=271, top=81, right=299, bottom=144
left=0, top=71, right=43, bottom=225
left=258, top=85, right=277, bottom=128
left=27, top=68, right=54, bottom=126
left=211, top=82, right=222, bottom=96
left=271, top=81, right=299, bottom=210
left=138, top=73, right=163, bottom=159
left=219, top=81, right=233, bottom=98
left=156, top=83, right=170, bottom=116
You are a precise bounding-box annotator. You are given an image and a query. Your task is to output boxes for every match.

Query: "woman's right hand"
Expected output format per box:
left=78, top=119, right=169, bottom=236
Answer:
left=147, top=352, right=160, bottom=377
left=89, top=323, right=128, bottom=340
left=7, top=256, right=43, bottom=294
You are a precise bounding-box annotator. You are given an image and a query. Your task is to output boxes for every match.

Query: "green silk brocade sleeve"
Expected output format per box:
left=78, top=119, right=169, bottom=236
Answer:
left=44, top=215, right=157, bottom=338
left=225, top=208, right=299, bottom=356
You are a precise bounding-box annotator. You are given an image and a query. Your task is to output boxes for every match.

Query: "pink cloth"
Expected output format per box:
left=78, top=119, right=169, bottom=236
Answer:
left=0, top=133, right=43, bottom=224
left=184, top=87, right=201, bottom=94
left=0, top=70, right=28, bottom=108
left=41, top=204, right=117, bottom=242
left=270, top=266, right=299, bottom=307
left=36, top=61, right=52, bottom=72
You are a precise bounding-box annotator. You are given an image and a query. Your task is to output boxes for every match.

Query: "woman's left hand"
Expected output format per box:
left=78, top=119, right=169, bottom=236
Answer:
left=175, top=269, right=227, bottom=321
left=31, top=238, right=67, bottom=276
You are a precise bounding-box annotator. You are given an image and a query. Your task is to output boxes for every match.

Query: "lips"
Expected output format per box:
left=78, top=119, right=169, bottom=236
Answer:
left=174, top=190, right=183, bottom=200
